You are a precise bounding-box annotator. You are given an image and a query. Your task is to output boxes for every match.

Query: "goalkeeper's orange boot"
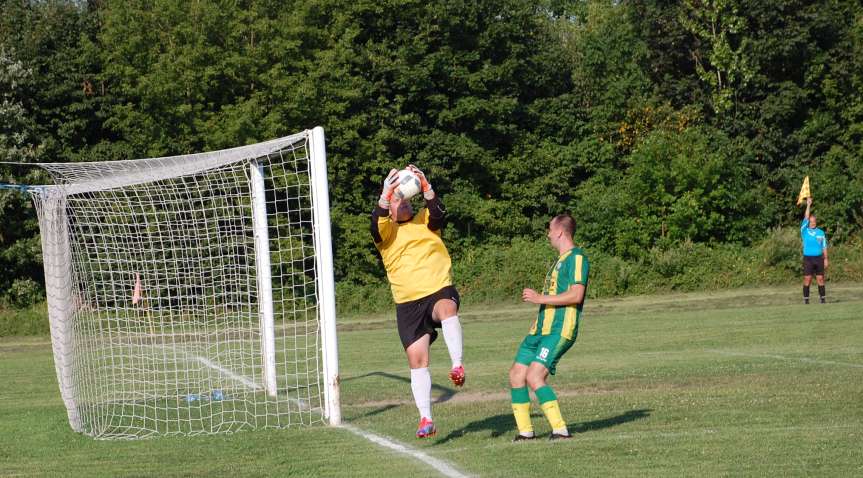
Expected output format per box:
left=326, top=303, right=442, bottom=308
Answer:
left=449, top=365, right=465, bottom=387
left=416, top=417, right=436, bottom=438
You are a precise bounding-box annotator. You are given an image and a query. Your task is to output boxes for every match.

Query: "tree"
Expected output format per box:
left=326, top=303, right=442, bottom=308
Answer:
left=571, top=126, right=765, bottom=258
left=0, top=47, right=42, bottom=306
left=679, top=0, right=755, bottom=115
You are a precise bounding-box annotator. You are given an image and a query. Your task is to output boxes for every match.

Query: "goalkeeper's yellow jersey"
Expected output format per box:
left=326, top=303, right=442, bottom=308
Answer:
left=373, top=207, right=453, bottom=303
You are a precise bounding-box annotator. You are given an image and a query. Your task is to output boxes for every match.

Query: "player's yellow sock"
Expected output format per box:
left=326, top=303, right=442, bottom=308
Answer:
left=536, top=385, right=566, bottom=431
left=510, top=387, right=533, bottom=435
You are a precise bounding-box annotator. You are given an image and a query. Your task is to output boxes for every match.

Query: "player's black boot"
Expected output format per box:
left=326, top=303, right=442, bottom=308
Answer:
left=512, top=434, right=537, bottom=442
left=548, top=432, right=572, bottom=441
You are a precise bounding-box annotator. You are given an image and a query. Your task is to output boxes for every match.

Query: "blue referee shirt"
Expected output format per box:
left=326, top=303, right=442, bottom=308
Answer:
left=800, top=219, right=827, bottom=257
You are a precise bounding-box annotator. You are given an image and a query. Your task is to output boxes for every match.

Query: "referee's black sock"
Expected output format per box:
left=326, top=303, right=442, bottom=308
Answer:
left=803, top=285, right=810, bottom=304
left=818, top=285, right=826, bottom=303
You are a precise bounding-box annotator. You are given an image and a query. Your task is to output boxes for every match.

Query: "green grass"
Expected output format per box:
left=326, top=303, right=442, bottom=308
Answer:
left=2, top=284, right=863, bottom=476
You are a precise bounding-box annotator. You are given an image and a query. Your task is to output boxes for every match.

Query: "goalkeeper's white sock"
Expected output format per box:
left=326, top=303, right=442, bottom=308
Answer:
left=441, top=315, right=463, bottom=368
left=410, top=367, right=432, bottom=420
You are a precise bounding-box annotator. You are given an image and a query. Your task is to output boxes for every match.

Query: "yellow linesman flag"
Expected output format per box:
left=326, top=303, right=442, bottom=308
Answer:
left=796, top=176, right=811, bottom=206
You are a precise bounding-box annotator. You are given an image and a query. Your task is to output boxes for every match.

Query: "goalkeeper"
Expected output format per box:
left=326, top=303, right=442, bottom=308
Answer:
left=371, top=165, right=465, bottom=439
left=509, top=214, right=589, bottom=441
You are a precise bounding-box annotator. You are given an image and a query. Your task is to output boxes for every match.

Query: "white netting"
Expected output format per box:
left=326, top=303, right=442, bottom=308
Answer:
left=29, top=130, right=334, bottom=439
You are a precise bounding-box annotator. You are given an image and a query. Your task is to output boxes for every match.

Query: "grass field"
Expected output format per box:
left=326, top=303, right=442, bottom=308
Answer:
left=2, top=284, right=863, bottom=477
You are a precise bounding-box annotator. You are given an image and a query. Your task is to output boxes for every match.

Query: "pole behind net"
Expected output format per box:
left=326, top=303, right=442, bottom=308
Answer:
left=250, top=160, right=278, bottom=398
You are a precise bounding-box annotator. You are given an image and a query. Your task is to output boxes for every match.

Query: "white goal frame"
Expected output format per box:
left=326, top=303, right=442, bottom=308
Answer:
left=24, top=126, right=340, bottom=438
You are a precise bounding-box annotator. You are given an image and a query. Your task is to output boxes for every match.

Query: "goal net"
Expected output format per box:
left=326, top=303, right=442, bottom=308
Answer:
left=28, top=127, right=340, bottom=439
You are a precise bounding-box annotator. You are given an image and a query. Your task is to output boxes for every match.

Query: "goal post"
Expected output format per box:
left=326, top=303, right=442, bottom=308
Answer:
left=309, top=126, right=340, bottom=426
left=24, top=128, right=340, bottom=439
left=36, top=189, right=83, bottom=433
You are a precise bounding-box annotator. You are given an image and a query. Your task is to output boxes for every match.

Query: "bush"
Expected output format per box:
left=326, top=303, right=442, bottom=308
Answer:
left=571, top=127, right=770, bottom=259
left=0, top=302, right=48, bottom=336
left=757, top=227, right=802, bottom=274
left=586, top=252, right=637, bottom=298
left=334, top=226, right=863, bottom=316
left=453, top=237, right=553, bottom=305
left=334, top=281, right=393, bottom=317
left=5, top=228, right=862, bottom=335
left=824, top=235, right=863, bottom=282
left=5, top=278, right=42, bottom=308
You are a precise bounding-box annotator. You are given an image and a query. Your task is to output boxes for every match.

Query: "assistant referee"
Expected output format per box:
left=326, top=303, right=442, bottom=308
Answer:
left=801, top=197, right=829, bottom=304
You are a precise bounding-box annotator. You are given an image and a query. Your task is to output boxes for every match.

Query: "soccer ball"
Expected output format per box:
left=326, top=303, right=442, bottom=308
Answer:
left=396, top=169, right=422, bottom=200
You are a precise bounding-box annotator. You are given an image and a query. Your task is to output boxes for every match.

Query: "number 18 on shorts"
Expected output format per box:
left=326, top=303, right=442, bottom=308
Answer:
left=514, top=333, right=575, bottom=375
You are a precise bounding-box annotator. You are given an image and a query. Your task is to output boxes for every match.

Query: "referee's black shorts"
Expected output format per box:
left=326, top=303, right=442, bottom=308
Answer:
left=803, top=255, right=825, bottom=276
left=395, top=285, right=460, bottom=349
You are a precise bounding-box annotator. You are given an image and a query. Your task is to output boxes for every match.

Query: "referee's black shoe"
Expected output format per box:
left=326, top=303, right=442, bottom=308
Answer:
left=548, top=432, right=572, bottom=440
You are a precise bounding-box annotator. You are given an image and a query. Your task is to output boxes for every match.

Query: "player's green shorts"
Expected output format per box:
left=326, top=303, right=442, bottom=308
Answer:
left=514, top=333, right=575, bottom=375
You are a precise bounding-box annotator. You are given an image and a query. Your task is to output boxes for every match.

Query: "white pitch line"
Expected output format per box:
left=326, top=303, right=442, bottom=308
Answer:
left=341, top=424, right=472, bottom=478
left=197, top=359, right=469, bottom=478
left=155, top=343, right=467, bottom=476
left=708, top=349, right=863, bottom=369
left=149, top=343, right=264, bottom=391
left=194, top=356, right=263, bottom=390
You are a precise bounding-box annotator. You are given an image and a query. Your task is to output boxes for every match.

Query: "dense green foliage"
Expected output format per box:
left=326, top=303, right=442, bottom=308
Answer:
left=1, top=0, right=862, bottom=311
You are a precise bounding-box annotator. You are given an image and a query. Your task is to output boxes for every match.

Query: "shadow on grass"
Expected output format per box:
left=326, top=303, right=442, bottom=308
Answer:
left=571, top=409, right=652, bottom=433
left=433, top=413, right=524, bottom=444
left=341, top=371, right=456, bottom=420
left=433, top=408, right=652, bottom=445
left=348, top=403, right=401, bottom=420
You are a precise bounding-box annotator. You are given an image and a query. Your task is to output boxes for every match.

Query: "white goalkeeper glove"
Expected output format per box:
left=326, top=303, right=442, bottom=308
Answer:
left=407, top=164, right=434, bottom=200
left=379, top=168, right=400, bottom=209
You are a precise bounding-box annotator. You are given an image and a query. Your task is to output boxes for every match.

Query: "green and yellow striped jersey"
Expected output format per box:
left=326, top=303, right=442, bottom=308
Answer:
left=529, top=247, right=589, bottom=340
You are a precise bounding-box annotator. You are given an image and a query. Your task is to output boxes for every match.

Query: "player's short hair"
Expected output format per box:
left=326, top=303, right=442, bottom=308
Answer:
left=550, top=213, right=576, bottom=236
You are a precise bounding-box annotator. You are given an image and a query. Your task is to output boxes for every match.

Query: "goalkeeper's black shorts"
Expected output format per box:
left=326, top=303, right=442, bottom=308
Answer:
left=395, top=285, right=460, bottom=349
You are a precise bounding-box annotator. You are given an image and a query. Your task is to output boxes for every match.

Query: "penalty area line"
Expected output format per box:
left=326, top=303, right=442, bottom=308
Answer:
left=340, top=424, right=472, bottom=478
